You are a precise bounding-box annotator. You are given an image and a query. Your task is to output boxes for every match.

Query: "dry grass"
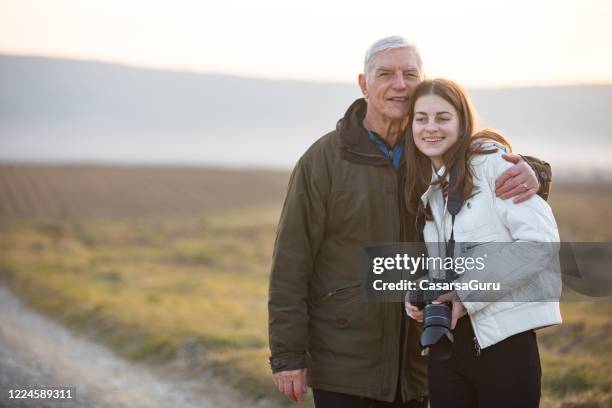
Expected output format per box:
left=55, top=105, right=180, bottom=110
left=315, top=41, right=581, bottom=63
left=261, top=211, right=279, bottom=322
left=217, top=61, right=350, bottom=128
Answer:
left=0, top=212, right=286, bottom=405
left=0, top=165, right=610, bottom=407
left=0, top=164, right=289, bottom=220
left=548, top=182, right=612, bottom=241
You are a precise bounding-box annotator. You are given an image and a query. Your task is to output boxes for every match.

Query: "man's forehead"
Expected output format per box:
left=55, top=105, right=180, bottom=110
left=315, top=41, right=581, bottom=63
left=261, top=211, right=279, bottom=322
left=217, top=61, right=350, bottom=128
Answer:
left=372, top=48, right=419, bottom=70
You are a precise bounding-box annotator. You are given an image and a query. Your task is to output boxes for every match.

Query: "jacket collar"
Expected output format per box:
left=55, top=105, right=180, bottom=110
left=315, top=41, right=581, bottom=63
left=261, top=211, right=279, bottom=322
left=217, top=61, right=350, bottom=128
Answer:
left=420, top=164, right=447, bottom=206
left=337, top=98, right=405, bottom=167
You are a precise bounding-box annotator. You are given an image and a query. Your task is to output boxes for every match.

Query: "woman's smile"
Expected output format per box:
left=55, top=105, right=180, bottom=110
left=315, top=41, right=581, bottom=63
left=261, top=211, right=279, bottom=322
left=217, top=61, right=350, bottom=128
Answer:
left=422, top=136, right=445, bottom=144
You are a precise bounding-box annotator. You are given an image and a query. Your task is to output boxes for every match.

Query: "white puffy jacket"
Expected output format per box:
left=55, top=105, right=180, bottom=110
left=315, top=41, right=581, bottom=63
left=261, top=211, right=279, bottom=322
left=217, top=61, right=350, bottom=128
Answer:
left=420, top=142, right=562, bottom=350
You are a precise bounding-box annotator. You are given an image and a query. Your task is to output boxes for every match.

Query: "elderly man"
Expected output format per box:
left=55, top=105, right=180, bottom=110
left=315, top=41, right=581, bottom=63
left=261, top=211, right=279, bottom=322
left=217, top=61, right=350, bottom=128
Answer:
left=268, top=36, right=551, bottom=408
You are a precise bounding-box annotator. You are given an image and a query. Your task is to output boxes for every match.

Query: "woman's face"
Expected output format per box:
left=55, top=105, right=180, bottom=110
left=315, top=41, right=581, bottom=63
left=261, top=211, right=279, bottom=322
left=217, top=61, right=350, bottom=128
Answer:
left=412, top=94, right=460, bottom=170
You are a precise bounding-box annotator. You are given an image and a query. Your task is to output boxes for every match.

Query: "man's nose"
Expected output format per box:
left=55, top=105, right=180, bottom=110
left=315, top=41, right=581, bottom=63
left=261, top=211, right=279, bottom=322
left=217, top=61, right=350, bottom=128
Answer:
left=392, top=72, right=407, bottom=89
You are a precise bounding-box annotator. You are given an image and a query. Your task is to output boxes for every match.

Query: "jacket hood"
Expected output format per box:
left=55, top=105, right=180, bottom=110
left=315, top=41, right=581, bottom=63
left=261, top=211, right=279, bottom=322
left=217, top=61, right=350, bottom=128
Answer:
left=337, top=98, right=369, bottom=147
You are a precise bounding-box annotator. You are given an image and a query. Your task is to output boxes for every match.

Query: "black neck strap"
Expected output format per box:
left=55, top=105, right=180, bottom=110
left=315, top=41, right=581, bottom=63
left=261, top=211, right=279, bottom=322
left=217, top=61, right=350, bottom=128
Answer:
left=445, top=166, right=463, bottom=268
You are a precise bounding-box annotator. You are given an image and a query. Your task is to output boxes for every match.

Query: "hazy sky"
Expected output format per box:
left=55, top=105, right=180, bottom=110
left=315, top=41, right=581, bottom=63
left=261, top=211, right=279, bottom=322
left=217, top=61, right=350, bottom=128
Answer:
left=1, top=0, right=611, bottom=87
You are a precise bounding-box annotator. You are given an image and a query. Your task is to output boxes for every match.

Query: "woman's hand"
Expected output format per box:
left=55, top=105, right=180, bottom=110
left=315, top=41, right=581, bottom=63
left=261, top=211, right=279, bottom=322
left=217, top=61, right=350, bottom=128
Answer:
left=405, top=302, right=423, bottom=322
left=433, top=291, right=467, bottom=329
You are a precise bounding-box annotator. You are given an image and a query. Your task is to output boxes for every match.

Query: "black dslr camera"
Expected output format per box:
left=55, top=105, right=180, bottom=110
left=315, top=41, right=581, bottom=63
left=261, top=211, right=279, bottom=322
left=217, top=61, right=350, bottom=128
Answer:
left=407, top=276, right=457, bottom=361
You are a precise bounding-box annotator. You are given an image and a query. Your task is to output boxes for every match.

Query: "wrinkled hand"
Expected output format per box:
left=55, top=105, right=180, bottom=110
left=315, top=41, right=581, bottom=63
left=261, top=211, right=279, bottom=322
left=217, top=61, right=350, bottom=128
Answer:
left=273, top=368, right=308, bottom=404
left=405, top=302, right=423, bottom=322
left=432, top=291, right=467, bottom=330
left=495, top=153, right=539, bottom=204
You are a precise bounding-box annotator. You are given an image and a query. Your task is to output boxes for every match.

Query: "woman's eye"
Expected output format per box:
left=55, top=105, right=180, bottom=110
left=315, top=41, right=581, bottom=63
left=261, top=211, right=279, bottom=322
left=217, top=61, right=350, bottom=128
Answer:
left=415, top=117, right=426, bottom=123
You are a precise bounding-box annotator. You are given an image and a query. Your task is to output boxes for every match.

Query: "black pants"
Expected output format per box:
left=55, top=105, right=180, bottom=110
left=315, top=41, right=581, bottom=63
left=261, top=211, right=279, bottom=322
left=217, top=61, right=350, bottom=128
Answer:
left=313, top=388, right=428, bottom=408
left=428, top=316, right=541, bottom=408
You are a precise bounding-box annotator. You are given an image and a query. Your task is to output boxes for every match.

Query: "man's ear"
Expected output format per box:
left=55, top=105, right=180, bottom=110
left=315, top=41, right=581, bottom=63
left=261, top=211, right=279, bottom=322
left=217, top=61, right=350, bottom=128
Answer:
left=358, top=73, right=368, bottom=99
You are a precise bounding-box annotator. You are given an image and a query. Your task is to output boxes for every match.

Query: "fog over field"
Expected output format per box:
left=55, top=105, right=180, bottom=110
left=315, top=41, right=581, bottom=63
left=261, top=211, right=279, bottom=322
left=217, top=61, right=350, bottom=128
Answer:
left=1, top=55, right=611, bottom=180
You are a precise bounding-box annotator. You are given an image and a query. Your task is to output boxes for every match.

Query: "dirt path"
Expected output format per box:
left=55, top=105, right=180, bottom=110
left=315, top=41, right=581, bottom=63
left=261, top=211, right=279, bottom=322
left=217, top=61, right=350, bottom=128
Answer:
left=0, top=286, right=257, bottom=408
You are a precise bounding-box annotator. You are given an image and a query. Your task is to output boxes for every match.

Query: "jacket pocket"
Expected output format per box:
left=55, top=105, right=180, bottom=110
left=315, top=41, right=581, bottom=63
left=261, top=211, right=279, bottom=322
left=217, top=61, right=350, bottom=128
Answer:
left=460, top=240, right=495, bottom=254
left=309, top=282, right=370, bottom=328
left=308, top=282, right=383, bottom=354
left=310, top=281, right=363, bottom=302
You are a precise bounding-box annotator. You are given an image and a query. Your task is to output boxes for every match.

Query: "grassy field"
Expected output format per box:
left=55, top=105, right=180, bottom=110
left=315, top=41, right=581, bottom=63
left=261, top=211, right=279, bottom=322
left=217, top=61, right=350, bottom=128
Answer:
left=0, top=164, right=611, bottom=407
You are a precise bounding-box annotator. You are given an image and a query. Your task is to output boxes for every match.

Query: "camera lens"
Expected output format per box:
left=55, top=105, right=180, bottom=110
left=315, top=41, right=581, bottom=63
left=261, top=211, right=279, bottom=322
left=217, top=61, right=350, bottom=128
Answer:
left=421, top=303, right=454, bottom=360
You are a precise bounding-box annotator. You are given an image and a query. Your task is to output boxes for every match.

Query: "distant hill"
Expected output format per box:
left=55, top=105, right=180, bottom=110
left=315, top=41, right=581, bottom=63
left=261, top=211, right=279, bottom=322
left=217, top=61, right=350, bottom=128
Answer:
left=1, top=55, right=611, bottom=179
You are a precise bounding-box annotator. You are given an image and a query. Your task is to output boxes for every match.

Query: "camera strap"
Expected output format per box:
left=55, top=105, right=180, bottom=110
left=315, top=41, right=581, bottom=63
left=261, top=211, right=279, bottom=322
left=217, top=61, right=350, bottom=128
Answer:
left=445, top=165, right=463, bottom=269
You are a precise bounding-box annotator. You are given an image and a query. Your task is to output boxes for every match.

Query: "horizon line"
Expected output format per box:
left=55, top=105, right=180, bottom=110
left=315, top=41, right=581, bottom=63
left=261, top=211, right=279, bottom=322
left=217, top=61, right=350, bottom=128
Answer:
left=2, top=51, right=612, bottom=91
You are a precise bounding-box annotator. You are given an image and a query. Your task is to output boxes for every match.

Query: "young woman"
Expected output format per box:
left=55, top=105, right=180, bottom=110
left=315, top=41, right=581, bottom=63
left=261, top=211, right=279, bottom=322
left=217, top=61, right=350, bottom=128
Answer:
left=404, top=78, right=561, bottom=408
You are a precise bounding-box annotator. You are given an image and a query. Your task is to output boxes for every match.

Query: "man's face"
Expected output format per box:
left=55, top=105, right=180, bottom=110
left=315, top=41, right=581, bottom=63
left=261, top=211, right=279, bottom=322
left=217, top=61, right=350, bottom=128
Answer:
left=359, top=48, right=423, bottom=121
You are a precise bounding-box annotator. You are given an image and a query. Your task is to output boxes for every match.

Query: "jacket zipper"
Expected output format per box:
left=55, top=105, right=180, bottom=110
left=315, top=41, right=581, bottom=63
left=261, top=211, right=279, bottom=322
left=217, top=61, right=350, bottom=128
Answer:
left=345, top=147, right=386, bottom=159
left=315, top=282, right=362, bottom=300
left=473, top=336, right=481, bottom=356
left=346, top=143, right=406, bottom=167
left=469, top=313, right=482, bottom=357
left=463, top=241, right=494, bottom=252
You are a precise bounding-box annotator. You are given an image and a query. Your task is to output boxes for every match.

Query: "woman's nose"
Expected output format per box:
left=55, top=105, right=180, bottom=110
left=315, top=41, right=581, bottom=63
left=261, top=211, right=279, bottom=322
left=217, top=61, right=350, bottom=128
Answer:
left=425, top=122, right=438, bottom=132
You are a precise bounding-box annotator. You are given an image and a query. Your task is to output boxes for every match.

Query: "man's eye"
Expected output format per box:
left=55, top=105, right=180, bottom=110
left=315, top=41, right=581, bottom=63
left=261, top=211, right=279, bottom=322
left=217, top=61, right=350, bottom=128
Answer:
left=379, top=72, right=390, bottom=77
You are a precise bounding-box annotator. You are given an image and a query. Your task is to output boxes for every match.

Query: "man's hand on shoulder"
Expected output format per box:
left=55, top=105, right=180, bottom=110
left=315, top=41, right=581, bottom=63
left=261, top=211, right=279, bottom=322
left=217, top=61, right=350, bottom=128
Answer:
left=273, top=368, right=308, bottom=404
left=495, top=153, right=539, bottom=204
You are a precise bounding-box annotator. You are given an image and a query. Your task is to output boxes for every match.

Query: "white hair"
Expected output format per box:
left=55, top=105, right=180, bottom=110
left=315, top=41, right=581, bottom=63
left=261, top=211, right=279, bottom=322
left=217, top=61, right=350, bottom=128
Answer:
left=363, top=35, right=423, bottom=80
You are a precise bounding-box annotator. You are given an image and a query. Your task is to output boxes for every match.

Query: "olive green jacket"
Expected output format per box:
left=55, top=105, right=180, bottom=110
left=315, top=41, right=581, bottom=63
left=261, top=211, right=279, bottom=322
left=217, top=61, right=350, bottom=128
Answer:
left=268, top=98, right=552, bottom=402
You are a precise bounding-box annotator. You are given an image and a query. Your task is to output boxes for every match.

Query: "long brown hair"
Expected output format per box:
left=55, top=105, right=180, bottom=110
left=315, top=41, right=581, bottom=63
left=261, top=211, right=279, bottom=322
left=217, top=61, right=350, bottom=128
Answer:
left=404, top=78, right=512, bottom=220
